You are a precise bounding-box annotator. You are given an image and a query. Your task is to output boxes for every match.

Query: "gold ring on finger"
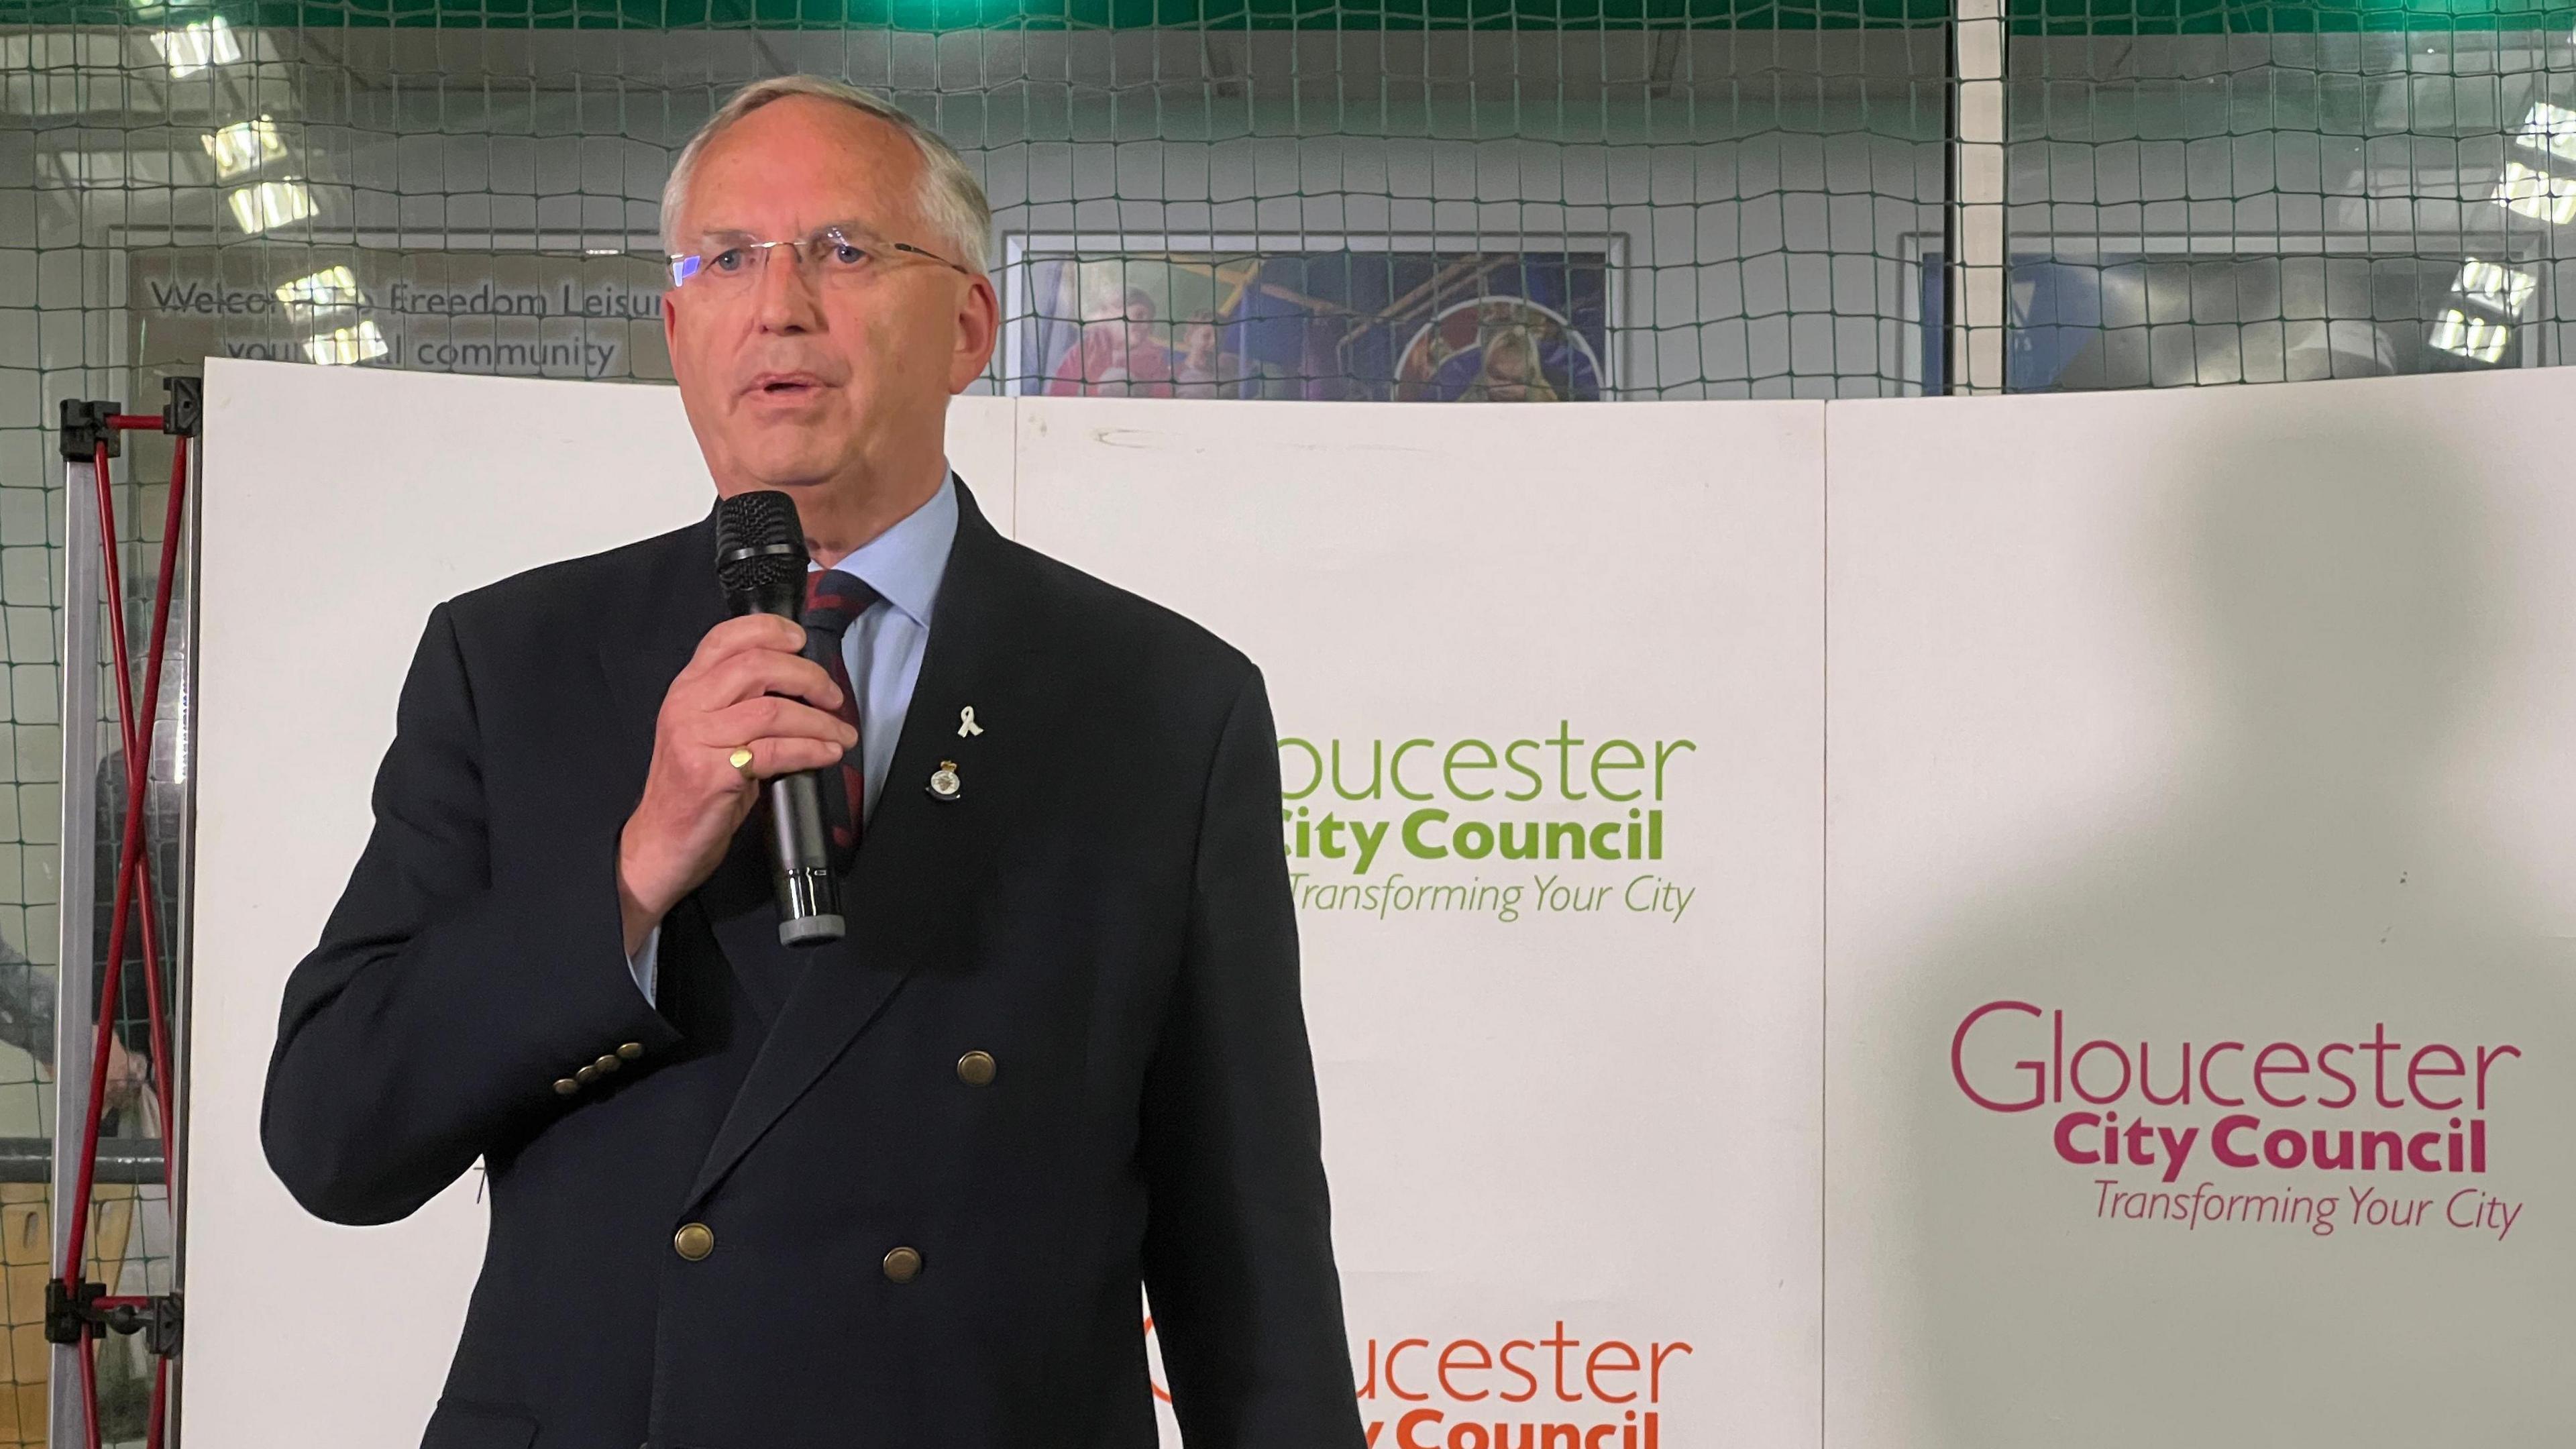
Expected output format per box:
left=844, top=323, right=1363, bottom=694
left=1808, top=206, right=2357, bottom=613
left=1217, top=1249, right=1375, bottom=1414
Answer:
left=728, top=745, right=756, bottom=779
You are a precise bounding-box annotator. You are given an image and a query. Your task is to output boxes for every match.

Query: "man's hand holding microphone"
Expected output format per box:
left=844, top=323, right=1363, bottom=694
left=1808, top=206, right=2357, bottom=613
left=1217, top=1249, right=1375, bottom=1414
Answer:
left=615, top=612, right=854, bottom=956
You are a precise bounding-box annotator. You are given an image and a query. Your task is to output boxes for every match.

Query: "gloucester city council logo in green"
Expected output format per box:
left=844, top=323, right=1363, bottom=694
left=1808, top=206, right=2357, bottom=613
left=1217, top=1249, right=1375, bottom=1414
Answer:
left=1277, top=722, right=1697, bottom=924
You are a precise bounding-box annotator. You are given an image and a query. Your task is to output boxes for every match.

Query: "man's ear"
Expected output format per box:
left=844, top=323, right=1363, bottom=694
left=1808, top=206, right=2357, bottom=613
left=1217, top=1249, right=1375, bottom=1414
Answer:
left=663, top=287, right=685, bottom=374
left=949, top=274, right=1001, bottom=394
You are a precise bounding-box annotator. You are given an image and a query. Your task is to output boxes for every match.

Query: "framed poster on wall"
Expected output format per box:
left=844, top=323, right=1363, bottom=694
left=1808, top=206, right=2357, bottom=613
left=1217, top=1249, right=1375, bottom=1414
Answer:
left=999, top=233, right=1621, bottom=402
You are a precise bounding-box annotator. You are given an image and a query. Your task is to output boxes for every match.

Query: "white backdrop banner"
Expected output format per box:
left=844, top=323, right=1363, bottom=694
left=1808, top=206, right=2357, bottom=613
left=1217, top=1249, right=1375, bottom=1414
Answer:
left=182, top=358, right=2576, bottom=1448
left=1823, top=372, right=2576, bottom=1448
left=1014, top=398, right=1827, bottom=1448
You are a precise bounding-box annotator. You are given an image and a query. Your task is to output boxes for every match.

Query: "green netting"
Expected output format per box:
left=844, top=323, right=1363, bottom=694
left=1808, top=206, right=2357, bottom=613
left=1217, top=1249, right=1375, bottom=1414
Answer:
left=21, top=0, right=2573, bottom=24
left=10, top=0, right=1956, bottom=25
left=2013, top=0, right=2576, bottom=32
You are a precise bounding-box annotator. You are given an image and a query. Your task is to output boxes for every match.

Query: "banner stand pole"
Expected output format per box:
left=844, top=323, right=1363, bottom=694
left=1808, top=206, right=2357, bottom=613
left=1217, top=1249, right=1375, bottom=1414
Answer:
left=50, top=384, right=199, bottom=1449
left=49, top=407, right=104, bottom=1449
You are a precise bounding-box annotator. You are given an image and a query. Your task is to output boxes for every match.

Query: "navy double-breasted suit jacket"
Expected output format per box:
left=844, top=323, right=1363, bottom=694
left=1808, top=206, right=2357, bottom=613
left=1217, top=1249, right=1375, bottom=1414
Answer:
left=262, top=480, right=1364, bottom=1449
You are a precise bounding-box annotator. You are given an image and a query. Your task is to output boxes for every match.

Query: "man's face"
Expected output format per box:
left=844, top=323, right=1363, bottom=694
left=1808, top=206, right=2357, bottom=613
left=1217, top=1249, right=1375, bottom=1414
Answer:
left=663, top=97, right=996, bottom=501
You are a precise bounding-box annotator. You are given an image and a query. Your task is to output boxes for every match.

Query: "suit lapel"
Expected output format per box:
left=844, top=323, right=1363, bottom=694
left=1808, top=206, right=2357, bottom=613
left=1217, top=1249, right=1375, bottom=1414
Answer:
left=597, top=507, right=727, bottom=794
left=682, top=480, right=1042, bottom=1212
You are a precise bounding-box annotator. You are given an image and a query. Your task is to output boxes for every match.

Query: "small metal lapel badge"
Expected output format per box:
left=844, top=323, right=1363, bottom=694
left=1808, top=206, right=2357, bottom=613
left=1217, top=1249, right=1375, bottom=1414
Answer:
left=927, top=759, right=963, bottom=802
left=957, top=706, right=984, bottom=738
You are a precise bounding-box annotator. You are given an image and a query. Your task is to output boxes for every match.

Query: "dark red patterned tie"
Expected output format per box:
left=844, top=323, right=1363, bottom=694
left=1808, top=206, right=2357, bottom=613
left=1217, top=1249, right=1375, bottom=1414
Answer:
left=802, top=568, right=878, bottom=867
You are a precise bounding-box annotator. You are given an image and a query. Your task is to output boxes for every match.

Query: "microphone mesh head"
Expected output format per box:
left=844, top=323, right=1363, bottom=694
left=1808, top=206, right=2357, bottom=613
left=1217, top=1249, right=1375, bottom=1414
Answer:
left=714, top=490, right=809, bottom=596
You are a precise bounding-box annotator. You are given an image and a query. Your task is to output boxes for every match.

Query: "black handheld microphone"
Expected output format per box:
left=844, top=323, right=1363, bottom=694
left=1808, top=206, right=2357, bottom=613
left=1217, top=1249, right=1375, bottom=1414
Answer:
left=713, top=490, right=845, bottom=947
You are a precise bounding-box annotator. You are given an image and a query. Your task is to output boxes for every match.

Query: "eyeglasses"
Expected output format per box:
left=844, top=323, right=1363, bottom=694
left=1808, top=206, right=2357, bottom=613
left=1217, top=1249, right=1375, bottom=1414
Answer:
left=668, top=221, right=977, bottom=291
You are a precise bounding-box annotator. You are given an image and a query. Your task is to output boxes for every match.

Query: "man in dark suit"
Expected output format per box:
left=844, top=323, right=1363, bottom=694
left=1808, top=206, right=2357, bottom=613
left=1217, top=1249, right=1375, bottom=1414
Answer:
left=262, top=74, right=1364, bottom=1449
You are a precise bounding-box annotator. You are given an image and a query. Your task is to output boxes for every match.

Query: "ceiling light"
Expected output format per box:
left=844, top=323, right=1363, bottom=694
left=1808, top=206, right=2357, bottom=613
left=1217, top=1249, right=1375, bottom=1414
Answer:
left=274, top=265, right=361, bottom=319
left=2453, top=258, right=2537, bottom=318
left=305, top=319, right=388, bottom=367
left=202, top=117, right=286, bottom=180
left=150, top=17, right=241, bottom=78
left=2516, top=102, right=2576, bottom=166
left=2429, top=308, right=2513, bottom=364
left=2491, top=161, right=2576, bottom=225
left=227, top=179, right=316, bottom=234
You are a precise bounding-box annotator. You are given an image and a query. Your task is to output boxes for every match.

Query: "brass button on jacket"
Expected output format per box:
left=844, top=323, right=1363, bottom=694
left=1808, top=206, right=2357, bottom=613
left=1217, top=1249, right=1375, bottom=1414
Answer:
left=593, top=1053, right=621, bottom=1074
left=575, top=1064, right=600, bottom=1085
left=881, top=1246, right=922, bottom=1283
left=673, top=1223, right=715, bottom=1261
left=551, top=1077, right=580, bottom=1096
left=955, top=1051, right=997, bottom=1087
left=616, top=1041, right=644, bottom=1061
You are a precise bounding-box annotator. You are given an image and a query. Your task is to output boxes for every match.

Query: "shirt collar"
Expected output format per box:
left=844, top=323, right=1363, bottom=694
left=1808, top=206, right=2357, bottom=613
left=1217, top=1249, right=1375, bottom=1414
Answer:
left=807, top=471, right=958, bottom=630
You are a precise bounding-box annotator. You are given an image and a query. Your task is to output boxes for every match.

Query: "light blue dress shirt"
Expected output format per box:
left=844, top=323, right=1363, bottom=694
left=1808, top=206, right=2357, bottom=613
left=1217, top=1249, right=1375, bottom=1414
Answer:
left=629, top=475, right=959, bottom=1004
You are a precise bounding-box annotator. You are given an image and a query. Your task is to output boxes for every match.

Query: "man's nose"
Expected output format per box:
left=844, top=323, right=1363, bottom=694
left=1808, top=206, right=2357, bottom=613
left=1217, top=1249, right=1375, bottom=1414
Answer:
left=753, top=244, right=823, bottom=333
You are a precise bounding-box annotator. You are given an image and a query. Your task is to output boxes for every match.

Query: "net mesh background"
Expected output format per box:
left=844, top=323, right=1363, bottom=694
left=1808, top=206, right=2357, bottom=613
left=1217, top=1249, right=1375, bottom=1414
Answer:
left=1, top=0, right=2571, bottom=1438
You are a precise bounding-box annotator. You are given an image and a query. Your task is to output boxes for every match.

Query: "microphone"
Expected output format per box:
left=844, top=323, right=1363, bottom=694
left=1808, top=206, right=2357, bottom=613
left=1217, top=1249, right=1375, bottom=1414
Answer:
left=713, top=490, right=845, bottom=947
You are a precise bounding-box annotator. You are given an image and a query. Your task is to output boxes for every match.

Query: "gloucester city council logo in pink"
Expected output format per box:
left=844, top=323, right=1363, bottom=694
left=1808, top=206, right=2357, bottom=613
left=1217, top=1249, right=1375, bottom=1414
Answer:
left=1950, top=1000, right=2526, bottom=1239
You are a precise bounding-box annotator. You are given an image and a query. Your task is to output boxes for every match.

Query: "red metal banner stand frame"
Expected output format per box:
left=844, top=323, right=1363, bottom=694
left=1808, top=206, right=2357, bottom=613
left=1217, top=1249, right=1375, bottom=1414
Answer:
left=48, top=381, right=199, bottom=1449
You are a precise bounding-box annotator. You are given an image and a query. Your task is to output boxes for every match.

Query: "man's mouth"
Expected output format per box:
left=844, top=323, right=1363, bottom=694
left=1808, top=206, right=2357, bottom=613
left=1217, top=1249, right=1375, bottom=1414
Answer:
left=748, top=372, right=825, bottom=398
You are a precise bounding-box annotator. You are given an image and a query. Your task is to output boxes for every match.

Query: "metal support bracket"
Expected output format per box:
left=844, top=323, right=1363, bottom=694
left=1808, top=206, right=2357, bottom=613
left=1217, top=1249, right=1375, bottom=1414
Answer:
left=58, top=400, right=121, bottom=461
left=44, top=1280, right=182, bottom=1358
left=162, top=377, right=203, bottom=439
